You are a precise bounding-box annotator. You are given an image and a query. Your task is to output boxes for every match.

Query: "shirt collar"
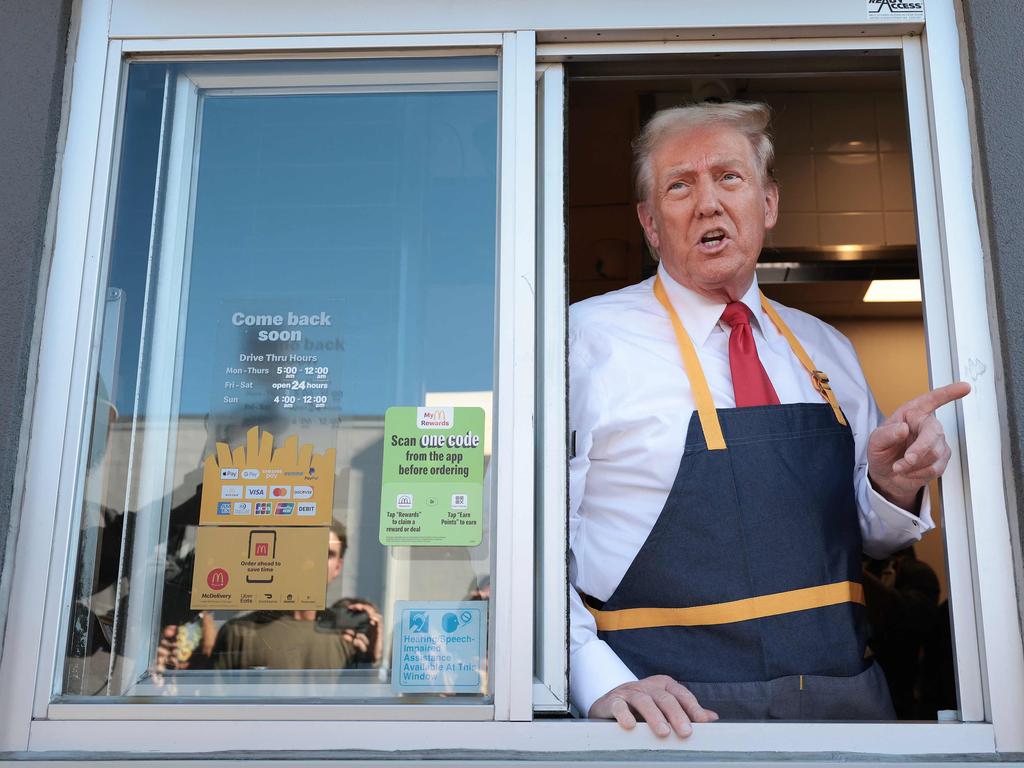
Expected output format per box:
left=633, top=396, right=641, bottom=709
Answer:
left=655, top=262, right=767, bottom=349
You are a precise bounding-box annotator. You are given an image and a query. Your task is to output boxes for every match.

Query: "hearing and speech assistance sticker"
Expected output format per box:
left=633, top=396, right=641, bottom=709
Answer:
left=391, top=601, right=487, bottom=694
left=379, top=406, right=485, bottom=547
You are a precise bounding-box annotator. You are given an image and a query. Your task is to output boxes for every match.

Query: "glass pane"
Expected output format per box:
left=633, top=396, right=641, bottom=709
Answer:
left=63, top=56, right=498, bottom=703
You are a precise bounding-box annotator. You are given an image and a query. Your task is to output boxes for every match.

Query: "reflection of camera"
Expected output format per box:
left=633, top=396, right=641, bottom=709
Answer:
left=318, top=598, right=372, bottom=634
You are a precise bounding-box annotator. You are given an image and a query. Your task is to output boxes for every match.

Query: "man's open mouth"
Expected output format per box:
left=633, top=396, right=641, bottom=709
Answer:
left=699, top=229, right=727, bottom=246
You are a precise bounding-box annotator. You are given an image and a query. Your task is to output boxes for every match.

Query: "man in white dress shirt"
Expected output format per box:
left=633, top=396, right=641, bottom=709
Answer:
left=569, top=102, right=968, bottom=735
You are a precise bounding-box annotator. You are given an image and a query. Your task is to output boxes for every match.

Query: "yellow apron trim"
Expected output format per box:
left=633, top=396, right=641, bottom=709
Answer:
left=759, top=293, right=848, bottom=427
left=584, top=580, right=864, bottom=631
left=652, top=276, right=847, bottom=452
left=653, top=276, right=727, bottom=451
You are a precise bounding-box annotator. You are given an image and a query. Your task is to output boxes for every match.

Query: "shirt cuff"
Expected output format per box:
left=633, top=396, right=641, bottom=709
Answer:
left=866, top=477, right=935, bottom=540
left=570, top=636, right=638, bottom=718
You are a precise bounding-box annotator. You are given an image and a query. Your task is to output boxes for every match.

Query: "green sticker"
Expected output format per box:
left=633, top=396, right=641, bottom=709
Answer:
left=379, top=406, right=485, bottom=546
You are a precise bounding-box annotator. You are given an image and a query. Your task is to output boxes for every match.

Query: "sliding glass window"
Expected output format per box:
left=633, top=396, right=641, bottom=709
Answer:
left=62, top=56, right=499, bottom=703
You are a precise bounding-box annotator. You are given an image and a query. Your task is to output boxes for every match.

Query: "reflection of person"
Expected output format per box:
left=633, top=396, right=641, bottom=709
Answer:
left=862, top=548, right=941, bottom=718
left=569, top=102, right=970, bottom=735
left=211, top=520, right=382, bottom=670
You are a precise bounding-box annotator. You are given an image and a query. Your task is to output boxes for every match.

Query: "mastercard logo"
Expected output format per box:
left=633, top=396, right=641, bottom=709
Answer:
left=271, top=486, right=290, bottom=498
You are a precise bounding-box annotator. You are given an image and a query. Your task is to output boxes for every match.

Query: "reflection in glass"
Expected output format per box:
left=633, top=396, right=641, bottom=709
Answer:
left=63, top=57, right=498, bottom=701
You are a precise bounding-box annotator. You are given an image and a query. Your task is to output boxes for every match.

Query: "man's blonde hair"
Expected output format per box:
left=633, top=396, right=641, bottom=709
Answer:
left=632, top=101, right=776, bottom=202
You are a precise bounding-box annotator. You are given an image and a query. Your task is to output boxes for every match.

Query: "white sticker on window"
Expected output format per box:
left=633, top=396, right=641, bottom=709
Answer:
left=866, top=0, right=924, bottom=22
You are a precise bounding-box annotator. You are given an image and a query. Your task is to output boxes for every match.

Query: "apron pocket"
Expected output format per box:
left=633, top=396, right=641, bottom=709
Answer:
left=683, top=679, right=772, bottom=720
left=796, top=662, right=896, bottom=721
left=684, top=663, right=895, bottom=721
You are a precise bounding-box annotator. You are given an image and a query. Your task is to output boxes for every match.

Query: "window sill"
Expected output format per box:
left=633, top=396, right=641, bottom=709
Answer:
left=27, top=717, right=995, bottom=756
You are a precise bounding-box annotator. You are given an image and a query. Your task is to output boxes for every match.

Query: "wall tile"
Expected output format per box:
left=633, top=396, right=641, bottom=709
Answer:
left=568, top=204, right=646, bottom=281
left=880, top=152, right=915, bottom=210
left=774, top=154, right=817, bottom=212
left=819, top=213, right=885, bottom=246
left=876, top=92, right=909, bottom=152
left=815, top=153, right=883, bottom=212
left=770, top=95, right=814, bottom=154
left=811, top=93, right=877, bottom=153
left=766, top=212, right=819, bottom=248
left=884, top=211, right=918, bottom=245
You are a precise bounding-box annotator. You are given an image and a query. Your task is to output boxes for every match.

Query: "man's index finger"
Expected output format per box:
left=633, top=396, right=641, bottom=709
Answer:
left=903, top=382, right=971, bottom=416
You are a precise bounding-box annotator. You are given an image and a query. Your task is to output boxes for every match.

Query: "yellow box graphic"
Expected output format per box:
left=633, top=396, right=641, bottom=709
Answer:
left=199, top=426, right=335, bottom=527
left=190, top=525, right=329, bottom=611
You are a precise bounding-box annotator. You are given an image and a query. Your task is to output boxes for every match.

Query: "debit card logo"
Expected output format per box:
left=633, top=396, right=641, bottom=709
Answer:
left=296, top=503, right=316, bottom=516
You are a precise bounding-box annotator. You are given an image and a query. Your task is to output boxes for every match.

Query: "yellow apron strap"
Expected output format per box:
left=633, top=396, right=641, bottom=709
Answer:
left=759, top=293, right=848, bottom=427
left=653, top=276, right=727, bottom=451
left=651, top=276, right=848, bottom=447
left=584, top=580, right=864, bottom=631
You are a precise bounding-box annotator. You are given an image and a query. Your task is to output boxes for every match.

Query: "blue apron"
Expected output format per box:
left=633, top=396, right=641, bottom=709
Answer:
left=584, top=277, right=895, bottom=720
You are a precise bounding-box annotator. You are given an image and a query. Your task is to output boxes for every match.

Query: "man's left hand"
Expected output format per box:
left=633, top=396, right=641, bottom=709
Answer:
left=867, top=382, right=971, bottom=511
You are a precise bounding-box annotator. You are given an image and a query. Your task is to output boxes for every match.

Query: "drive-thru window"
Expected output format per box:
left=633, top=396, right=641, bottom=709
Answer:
left=1, top=0, right=1022, bottom=760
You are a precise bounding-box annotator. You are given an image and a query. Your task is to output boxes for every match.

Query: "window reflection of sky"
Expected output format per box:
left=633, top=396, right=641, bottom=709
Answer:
left=106, top=63, right=497, bottom=420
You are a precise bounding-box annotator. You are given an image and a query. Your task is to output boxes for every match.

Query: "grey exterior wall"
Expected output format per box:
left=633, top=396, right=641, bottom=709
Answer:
left=0, top=0, right=73, bottom=608
left=959, top=1, right=1024, bottom=625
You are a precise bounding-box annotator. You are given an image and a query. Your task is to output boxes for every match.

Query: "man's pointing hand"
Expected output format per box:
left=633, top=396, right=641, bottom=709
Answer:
left=868, top=381, right=971, bottom=511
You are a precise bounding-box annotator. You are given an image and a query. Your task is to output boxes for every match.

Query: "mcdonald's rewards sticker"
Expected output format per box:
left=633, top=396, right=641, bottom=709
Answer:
left=379, top=406, right=485, bottom=546
left=190, top=526, right=328, bottom=610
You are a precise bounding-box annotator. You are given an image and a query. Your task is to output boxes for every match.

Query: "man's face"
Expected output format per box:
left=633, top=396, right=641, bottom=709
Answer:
left=327, top=532, right=343, bottom=583
left=637, top=124, right=779, bottom=301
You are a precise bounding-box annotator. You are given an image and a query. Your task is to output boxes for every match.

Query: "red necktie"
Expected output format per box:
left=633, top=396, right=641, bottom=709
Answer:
left=721, top=302, right=780, bottom=407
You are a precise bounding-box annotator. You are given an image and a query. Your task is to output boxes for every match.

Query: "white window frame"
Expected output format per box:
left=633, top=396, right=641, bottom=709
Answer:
left=2, top=0, right=1022, bottom=758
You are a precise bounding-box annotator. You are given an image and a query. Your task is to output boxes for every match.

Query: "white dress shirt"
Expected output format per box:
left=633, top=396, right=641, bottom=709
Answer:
left=568, top=263, right=934, bottom=718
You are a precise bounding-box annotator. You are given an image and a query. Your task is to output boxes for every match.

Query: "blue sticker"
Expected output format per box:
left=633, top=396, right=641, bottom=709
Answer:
left=391, top=601, right=487, bottom=694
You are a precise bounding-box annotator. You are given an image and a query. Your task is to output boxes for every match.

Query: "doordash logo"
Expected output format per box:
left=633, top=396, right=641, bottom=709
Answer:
left=417, top=407, right=453, bottom=429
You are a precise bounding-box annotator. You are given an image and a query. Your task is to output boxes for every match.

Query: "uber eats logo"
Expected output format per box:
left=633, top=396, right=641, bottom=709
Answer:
left=867, top=0, right=924, bottom=15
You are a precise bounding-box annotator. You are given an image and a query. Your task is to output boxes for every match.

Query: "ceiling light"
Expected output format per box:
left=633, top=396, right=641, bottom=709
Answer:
left=834, top=245, right=864, bottom=260
left=863, top=279, right=922, bottom=303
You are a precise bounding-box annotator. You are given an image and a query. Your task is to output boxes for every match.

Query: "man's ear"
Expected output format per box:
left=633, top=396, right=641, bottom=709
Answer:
left=763, top=181, right=780, bottom=230
left=637, top=201, right=660, bottom=251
